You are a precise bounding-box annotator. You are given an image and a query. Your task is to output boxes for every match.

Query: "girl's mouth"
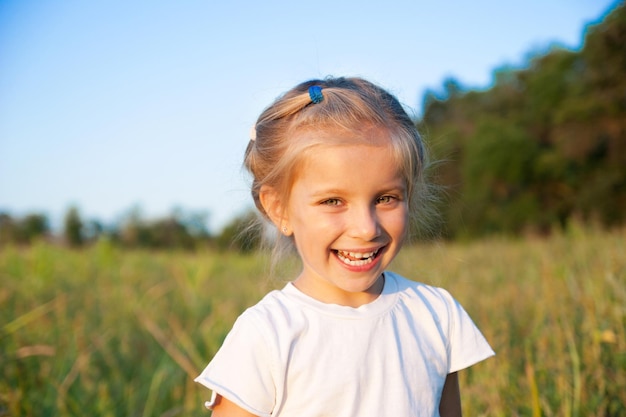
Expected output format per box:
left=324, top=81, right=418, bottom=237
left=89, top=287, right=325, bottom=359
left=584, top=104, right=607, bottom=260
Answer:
left=334, top=248, right=382, bottom=267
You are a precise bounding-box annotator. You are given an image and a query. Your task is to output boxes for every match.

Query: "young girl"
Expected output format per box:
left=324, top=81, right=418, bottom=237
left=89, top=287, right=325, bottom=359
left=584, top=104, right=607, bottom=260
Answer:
left=195, top=77, right=494, bottom=416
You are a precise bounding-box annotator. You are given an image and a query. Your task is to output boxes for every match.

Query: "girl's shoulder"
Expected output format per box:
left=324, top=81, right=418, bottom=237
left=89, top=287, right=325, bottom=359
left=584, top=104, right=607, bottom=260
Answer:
left=234, top=284, right=315, bottom=334
left=238, top=287, right=293, bottom=322
left=385, top=271, right=475, bottom=332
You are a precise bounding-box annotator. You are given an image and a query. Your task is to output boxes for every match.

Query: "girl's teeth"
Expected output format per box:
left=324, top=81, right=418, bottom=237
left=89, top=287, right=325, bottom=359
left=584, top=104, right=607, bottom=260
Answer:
left=336, top=250, right=378, bottom=266
left=342, top=250, right=375, bottom=259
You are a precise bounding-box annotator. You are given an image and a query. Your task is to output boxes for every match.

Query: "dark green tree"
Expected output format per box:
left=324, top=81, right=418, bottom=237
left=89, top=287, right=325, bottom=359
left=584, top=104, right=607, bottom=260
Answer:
left=0, top=212, right=49, bottom=245
left=20, top=214, right=49, bottom=242
left=64, top=207, right=84, bottom=247
left=460, top=120, right=540, bottom=235
left=418, top=3, right=626, bottom=237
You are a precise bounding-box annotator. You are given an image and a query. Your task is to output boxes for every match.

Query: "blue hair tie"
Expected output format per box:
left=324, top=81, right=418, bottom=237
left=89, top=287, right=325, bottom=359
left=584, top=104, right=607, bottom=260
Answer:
left=308, top=85, right=324, bottom=104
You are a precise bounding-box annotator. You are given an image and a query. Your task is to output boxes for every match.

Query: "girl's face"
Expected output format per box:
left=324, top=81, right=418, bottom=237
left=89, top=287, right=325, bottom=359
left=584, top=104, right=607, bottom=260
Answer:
left=284, top=129, right=408, bottom=307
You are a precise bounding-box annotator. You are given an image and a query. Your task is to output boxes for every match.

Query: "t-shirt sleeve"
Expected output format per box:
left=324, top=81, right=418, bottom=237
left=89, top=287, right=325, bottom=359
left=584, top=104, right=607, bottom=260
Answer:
left=440, top=288, right=495, bottom=373
left=194, top=311, right=276, bottom=417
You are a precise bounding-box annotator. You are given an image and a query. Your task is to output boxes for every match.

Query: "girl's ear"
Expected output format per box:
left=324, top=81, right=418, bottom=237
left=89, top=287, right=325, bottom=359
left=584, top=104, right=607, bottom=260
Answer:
left=259, top=186, right=288, bottom=231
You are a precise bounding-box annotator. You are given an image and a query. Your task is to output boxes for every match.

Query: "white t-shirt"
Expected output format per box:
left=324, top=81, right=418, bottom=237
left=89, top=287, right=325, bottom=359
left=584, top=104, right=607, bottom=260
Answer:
left=195, top=272, right=494, bottom=417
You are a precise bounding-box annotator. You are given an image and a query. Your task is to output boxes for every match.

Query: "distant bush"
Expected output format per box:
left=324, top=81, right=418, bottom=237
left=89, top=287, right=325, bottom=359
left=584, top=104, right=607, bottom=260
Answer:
left=215, top=210, right=262, bottom=253
left=0, top=212, right=49, bottom=245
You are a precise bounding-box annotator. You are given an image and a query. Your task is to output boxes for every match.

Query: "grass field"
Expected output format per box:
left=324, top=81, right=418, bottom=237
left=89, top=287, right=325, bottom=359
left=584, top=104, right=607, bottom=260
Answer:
left=1, top=224, right=625, bottom=416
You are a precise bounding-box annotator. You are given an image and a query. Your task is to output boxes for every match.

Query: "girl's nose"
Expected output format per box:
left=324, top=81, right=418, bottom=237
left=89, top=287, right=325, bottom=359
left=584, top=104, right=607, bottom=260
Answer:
left=348, top=206, right=381, bottom=241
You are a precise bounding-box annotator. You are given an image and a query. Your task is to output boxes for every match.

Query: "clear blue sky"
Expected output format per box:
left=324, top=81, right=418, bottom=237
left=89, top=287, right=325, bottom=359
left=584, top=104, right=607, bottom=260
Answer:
left=0, top=0, right=619, bottom=233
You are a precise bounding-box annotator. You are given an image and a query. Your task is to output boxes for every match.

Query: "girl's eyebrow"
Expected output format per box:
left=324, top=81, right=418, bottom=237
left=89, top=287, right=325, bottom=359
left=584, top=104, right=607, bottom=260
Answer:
left=308, top=183, right=407, bottom=198
left=309, top=188, right=346, bottom=197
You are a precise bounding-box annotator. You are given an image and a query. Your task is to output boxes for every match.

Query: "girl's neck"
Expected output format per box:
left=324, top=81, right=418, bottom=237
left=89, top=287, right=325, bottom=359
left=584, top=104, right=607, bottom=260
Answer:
left=292, top=273, right=385, bottom=308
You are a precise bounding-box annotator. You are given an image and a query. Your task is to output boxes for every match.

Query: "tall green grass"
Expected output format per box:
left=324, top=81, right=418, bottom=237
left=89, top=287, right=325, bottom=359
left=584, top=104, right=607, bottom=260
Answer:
left=1, top=225, right=624, bottom=416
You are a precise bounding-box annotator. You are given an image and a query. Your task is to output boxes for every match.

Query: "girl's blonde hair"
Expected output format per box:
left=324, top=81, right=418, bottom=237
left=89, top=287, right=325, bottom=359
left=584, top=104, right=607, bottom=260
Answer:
left=244, top=77, right=437, bottom=261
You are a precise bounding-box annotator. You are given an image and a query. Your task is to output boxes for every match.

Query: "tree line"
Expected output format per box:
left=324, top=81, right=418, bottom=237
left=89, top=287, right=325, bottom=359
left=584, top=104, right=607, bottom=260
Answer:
left=418, top=3, right=625, bottom=238
left=0, top=206, right=259, bottom=252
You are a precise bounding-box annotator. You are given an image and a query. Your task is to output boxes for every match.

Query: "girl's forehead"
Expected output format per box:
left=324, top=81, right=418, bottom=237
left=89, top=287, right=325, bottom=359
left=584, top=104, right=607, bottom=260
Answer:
left=292, top=124, right=391, bottom=145
left=293, top=142, right=404, bottom=185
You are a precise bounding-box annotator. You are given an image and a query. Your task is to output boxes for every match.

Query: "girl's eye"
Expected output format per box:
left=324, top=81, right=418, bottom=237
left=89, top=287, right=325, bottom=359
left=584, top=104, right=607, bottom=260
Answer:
left=377, top=195, right=396, bottom=204
left=321, top=198, right=342, bottom=206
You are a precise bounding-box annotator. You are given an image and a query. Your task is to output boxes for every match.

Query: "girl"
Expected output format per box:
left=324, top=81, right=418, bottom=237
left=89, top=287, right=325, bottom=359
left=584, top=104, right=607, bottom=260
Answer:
left=195, top=77, right=494, bottom=416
